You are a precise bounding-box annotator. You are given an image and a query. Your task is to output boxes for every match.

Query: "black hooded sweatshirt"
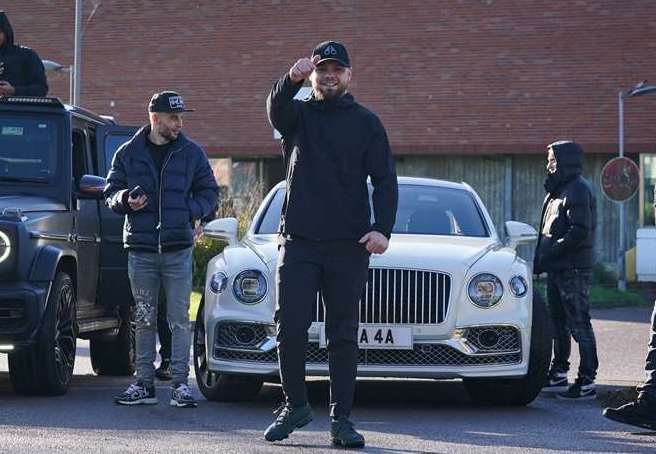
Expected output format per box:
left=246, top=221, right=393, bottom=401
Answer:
left=534, top=140, right=597, bottom=272
left=0, top=11, right=48, bottom=96
left=266, top=74, right=398, bottom=241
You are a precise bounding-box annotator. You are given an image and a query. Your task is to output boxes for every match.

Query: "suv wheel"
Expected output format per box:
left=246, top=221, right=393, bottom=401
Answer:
left=463, top=288, right=552, bottom=406
left=193, top=297, right=263, bottom=401
left=9, top=272, right=77, bottom=396
left=90, top=306, right=136, bottom=376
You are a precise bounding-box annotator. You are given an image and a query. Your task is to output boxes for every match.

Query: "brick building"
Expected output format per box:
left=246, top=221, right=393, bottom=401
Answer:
left=3, top=0, right=656, bottom=267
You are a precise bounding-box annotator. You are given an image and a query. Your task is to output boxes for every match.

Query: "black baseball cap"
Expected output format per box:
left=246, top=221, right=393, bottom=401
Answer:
left=312, top=40, right=350, bottom=68
left=148, top=91, right=194, bottom=113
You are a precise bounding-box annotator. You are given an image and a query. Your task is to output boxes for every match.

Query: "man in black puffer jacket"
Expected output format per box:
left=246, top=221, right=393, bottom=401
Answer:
left=105, top=91, right=218, bottom=408
left=0, top=11, right=48, bottom=96
left=534, top=140, right=598, bottom=401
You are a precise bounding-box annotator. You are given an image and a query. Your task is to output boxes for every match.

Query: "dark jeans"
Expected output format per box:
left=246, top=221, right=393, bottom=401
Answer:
left=546, top=268, right=599, bottom=381
left=638, top=300, right=656, bottom=404
left=275, top=236, right=369, bottom=418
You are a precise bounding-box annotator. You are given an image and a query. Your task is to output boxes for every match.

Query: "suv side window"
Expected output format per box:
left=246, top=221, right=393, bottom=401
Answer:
left=71, top=129, right=90, bottom=188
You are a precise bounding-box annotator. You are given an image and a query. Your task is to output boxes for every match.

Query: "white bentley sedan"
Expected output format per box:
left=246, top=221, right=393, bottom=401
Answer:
left=194, top=177, right=551, bottom=406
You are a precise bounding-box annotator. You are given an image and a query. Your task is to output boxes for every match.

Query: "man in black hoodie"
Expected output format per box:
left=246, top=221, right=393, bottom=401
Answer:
left=0, top=11, right=48, bottom=97
left=534, top=140, right=599, bottom=400
left=264, top=41, right=398, bottom=448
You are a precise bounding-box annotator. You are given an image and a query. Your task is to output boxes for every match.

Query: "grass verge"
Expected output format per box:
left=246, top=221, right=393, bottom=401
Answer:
left=189, top=291, right=202, bottom=322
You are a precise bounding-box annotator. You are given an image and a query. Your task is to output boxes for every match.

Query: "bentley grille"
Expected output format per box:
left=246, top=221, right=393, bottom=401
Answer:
left=313, top=268, right=451, bottom=324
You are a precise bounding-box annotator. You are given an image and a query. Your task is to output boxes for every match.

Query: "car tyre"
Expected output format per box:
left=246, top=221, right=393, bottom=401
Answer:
left=9, top=272, right=77, bottom=396
left=193, top=297, right=263, bottom=401
left=463, top=288, right=552, bottom=406
left=90, top=305, right=136, bottom=376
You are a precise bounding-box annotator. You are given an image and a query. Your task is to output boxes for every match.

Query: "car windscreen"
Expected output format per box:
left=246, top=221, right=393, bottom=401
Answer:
left=0, top=113, right=61, bottom=183
left=255, top=184, right=489, bottom=237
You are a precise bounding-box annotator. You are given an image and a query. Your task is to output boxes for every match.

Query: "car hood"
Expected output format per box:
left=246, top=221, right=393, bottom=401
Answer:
left=243, top=234, right=498, bottom=273
left=0, top=195, right=66, bottom=214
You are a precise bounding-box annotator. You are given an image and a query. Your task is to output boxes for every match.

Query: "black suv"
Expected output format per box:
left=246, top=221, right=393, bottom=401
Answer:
left=0, top=96, right=138, bottom=395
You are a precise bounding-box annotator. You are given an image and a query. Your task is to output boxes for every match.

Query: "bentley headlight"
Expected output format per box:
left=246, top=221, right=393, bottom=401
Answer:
left=210, top=272, right=228, bottom=294
left=468, top=273, right=503, bottom=308
left=0, top=231, right=11, bottom=263
left=233, top=270, right=267, bottom=304
left=509, top=275, right=528, bottom=297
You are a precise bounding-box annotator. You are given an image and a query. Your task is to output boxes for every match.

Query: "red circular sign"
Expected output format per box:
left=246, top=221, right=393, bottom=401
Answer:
left=600, top=157, right=640, bottom=202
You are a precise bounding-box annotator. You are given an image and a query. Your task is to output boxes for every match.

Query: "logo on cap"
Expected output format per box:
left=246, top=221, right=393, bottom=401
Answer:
left=168, top=95, right=185, bottom=110
left=323, top=45, right=337, bottom=56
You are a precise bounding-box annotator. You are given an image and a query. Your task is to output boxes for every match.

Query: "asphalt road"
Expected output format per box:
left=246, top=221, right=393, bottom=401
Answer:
left=0, top=307, right=654, bottom=453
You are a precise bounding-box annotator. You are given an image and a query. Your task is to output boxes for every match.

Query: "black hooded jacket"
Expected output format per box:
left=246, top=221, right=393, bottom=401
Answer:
left=0, top=12, right=48, bottom=96
left=534, top=140, right=597, bottom=272
left=266, top=74, right=398, bottom=241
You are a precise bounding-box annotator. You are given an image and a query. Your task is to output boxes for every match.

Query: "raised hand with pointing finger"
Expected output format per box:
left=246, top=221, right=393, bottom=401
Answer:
left=289, top=55, right=320, bottom=83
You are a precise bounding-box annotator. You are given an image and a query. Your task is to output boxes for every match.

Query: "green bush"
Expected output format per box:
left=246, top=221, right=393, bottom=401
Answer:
left=192, top=237, right=227, bottom=291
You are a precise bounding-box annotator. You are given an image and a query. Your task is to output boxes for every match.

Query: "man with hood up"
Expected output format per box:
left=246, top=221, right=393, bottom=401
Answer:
left=534, top=140, right=599, bottom=400
left=0, top=11, right=48, bottom=97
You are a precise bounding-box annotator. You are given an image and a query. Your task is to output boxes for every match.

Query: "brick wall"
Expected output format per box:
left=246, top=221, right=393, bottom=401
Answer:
left=3, top=0, right=655, bottom=157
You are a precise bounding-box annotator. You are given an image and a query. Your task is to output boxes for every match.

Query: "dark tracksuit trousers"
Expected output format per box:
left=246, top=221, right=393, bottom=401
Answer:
left=638, top=300, right=656, bottom=405
left=547, top=268, right=599, bottom=381
left=275, top=236, right=369, bottom=418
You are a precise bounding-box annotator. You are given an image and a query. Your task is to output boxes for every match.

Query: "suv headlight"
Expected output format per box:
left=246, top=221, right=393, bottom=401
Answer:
left=509, top=275, right=528, bottom=297
left=0, top=231, right=11, bottom=263
left=468, top=273, right=503, bottom=308
left=233, top=270, right=267, bottom=304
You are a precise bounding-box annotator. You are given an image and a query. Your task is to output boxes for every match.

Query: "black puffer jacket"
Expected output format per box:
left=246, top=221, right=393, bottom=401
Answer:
left=534, top=140, right=597, bottom=272
left=0, top=12, right=48, bottom=96
left=104, top=126, right=219, bottom=252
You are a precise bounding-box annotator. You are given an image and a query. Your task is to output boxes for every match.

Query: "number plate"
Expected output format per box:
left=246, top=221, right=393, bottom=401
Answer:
left=319, top=325, right=413, bottom=350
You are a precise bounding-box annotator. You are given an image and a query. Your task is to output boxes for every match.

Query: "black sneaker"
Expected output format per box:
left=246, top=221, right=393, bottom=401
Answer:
left=155, top=360, right=172, bottom=381
left=170, top=383, right=198, bottom=408
left=557, top=377, right=596, bottom=401
left=603, top=400, right=656, bottom=431
left=114, top=382, right=157, bottom=405
left=264, top=403, right=313, bottom=442
left=331, top=416, right=365, bottom=449
left=542, top=370, right=569, bottom=393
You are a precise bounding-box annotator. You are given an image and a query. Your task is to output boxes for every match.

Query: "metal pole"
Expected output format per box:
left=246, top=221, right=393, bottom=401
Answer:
left=73, top=0, right=82, bottom=106
left=68, top=65, right=74, bottom=105
left=618, top=92, right=626, bottom=291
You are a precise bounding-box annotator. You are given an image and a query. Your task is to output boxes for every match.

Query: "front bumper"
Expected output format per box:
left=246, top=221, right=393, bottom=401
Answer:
left=207, top=320, right=529, bottom=379
left=0, top=281, right=49, bottom=350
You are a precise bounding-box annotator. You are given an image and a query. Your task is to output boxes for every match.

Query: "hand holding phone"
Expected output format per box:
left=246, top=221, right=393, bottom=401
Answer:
left=127, top=185, right=147, bottom=211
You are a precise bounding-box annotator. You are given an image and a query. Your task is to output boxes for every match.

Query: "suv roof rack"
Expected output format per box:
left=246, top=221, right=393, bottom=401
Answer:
left=0, top=96, right=65, bottom=108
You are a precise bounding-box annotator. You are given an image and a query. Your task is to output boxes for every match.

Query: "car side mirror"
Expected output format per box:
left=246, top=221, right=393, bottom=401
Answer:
left=504, top=221, right=538, bottom=249
left=78, top=175, right=106, bottom=199
left=204, top=218, right=238, bottom=245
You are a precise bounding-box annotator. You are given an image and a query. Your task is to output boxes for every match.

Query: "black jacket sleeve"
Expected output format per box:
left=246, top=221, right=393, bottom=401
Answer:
left=366, top=119, right=398, bottom=238
left=103, top=146, right=131, bottom=215
left=188, top=147, right=219, bottom=221
left=266, top=73, right=303, bottom=138
left=14, top=48, right=48, bottom=96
